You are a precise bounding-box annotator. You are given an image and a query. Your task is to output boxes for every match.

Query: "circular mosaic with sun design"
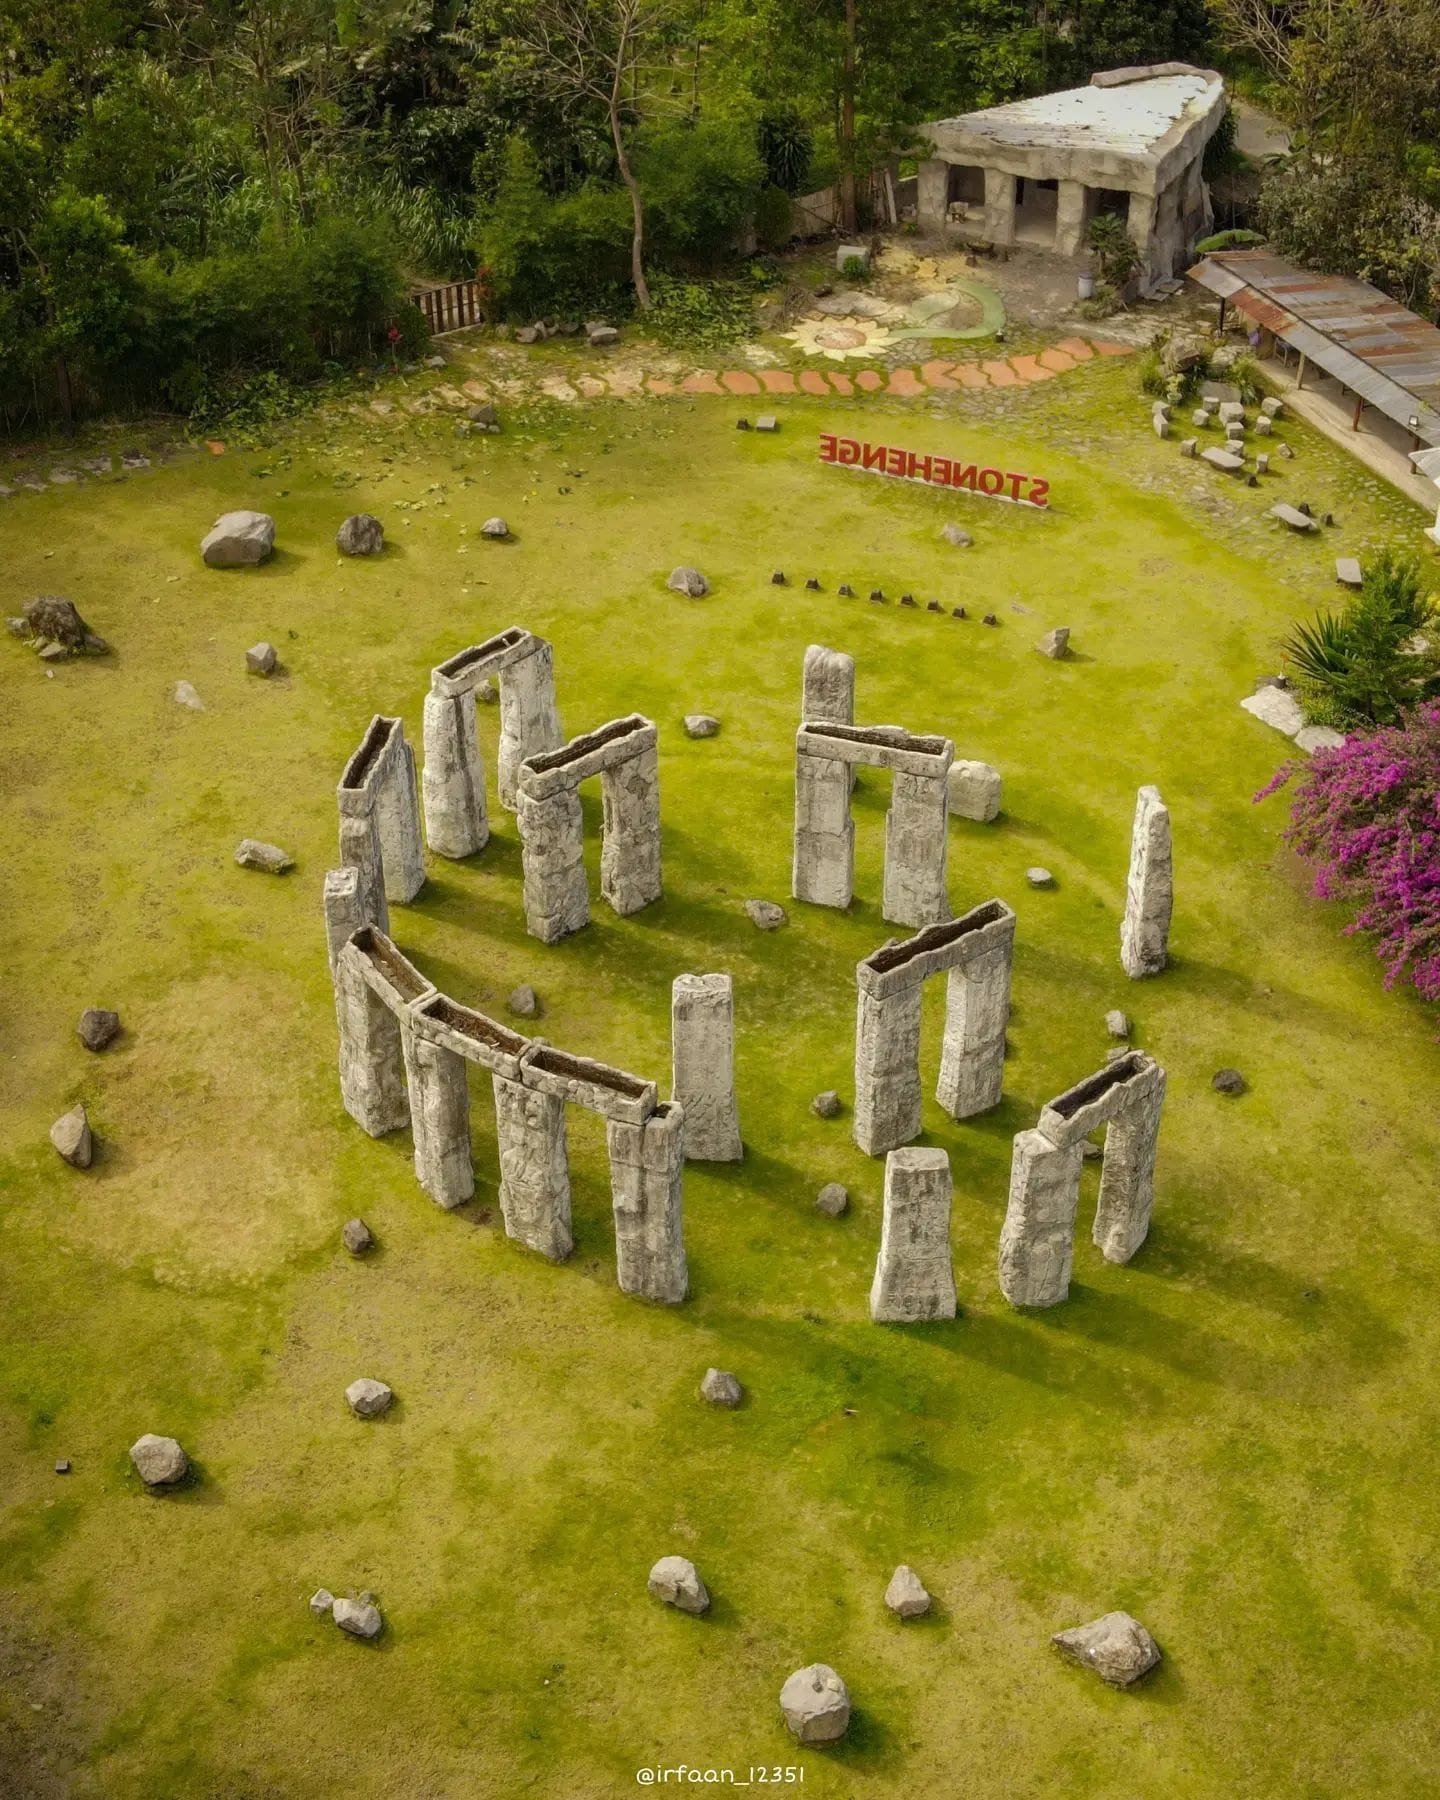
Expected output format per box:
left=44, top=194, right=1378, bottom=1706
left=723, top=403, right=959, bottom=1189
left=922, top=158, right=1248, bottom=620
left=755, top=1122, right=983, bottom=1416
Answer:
left=784, top=315, right=897, bottom=361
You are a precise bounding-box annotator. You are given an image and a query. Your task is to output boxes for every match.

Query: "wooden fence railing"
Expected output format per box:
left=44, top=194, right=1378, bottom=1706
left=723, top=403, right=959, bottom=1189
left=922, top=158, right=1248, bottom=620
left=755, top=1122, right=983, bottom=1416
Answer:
left=413, top=280, right=484, bottom=336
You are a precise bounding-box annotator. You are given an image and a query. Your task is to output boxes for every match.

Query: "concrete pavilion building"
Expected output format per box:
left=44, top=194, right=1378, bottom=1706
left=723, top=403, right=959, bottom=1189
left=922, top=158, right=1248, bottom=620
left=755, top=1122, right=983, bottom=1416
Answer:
left=917, top=64, right=1228, bottom=286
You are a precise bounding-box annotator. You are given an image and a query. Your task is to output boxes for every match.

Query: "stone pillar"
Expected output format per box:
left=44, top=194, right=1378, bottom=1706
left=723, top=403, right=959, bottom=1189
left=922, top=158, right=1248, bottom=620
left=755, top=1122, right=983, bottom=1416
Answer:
left=671, top=974, right=742, bottom=1161
left=882, top=772, right=949, bottom=927
left=600, top=744, right=662, bottom=916
left=323, top=866, right=365, bottom=973
left=1093, top=1073, right=1165, bottom=1265
left=985, top=168, right=1017, bottom=245
left=1127, top=189, right=1157, bottom=280
left=793, top=750, right=854, bottom=908
left=498, top=641, right=564, bottom=810
left=608, top=1103, right=688, bottom=1303
left=334, top=950, right=409, bottom=1137
left=869, top=1147, right=956, bottom=1322
left=407, top=1031, right=474, bottom=1209
left=492, top=1074, right=572, bottom=1260
left=375, top=734, right=426, bottom=904
left=917, top=160, right=950, bottom=230
left=1055, top=179, right=1088, bottom=257
left=422, top=688, right=488, bottom=859
left=338, top=806, right=388, bottom=937
left=997, top=1128, right=1084, bottom=1307
left=1120, top=785, right=1172, bottom=978
left=853, top=979, right=923, bottom=1157
left=936, top=937, right=1011, bottom=1120
left=518, top=783, right=590, bottom=943
left=802, top=645, right=855, bottom=724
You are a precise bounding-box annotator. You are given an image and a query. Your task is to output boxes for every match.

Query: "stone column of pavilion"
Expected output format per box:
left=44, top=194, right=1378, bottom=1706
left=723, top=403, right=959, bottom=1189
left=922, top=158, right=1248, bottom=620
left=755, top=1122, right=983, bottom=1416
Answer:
left=997, top=1051, right=1167, bottom=1307
left=670, top=973, right=742, bottom=1161
left=1120, top=785, right=1173, bottom=978
left=869, top=1147, right=957, bottom=1322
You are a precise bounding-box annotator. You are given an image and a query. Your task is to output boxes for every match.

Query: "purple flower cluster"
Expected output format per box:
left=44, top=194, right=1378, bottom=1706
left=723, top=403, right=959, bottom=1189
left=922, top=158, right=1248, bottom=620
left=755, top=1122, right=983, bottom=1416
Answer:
left=1255, top=701, right=1440, bottom=1003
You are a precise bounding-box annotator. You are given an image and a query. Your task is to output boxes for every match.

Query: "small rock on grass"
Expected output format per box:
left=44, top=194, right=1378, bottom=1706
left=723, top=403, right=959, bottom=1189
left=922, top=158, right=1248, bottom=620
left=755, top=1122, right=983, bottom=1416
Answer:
left=309, top=1589, right=335, bottom=1618
left=779, top=1664, right=850, bottom=1744
left=647, top=1556, right=711, bottom=1614
left=811, top=1090, right=842, bottom=1119
left=246, top=642, right=277, bottom=676
left=129, top=1433, right=188, bottom=1486
left=50, top=1104, right=93, bottom=1168
left=700, top=1368, right=742, bottom=1408
left=341, top=1218, right=374, bottom=1255
left=884, top=1565, right=932, bottom=1618
left=507, top=985, right=539, bottom=1018
left=235, top=839, right=293, bottom=873
left=77, top=1008, right=121, bottom=1052
left=667, top=566, right=709, bottom=598
left=333, top=1596, right=383, bottom=1640
left=1105, top=1010, right=1130, bottom=1039
left=816, top=1182, right=848, bottom=1216
left=174, top=680, right=204, bottom=710
left=345, top=1378, right=393, bottom=1418
left=1051, top=1612, right=1160, bottom=1687
left=684, top=714, right=720, bottom=738
left=1025, top=867, right=1053, bottom=888
left=745, top=899, right=787, bottom=931
left=1212, top=1068, right=1246, bottom=1095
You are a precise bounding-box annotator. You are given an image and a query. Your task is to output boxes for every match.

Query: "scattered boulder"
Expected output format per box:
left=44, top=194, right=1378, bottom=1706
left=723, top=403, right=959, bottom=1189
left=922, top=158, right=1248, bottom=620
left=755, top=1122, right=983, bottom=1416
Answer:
left=805, top=577, right=821, bottom=591
left=309, top=1589, right=335, bottom=1618
left=1025, top=867, right=1053, bottom=887
left=507, top=984, right=539, bottom=1018
left=899, top=593, right=916, bottom=607
left=771, top=570, right=786, bottom=585
left=477, top=676, right=499, bottom=704
left=1037, top=626, right=1070, bottom=659
left=869, top=589, right=885, bottom=603
left=981, top=612, right=999, bottom=626
left=700, top=1368, right=742, bottom=1408
left=77, top=1008, right=121, bottom=1052
left=234, top=839, right=293, bottom=874
left=173, top=681, right=204, bottom=710
left=22, top=595, right=103, bottom=652
left=837, top=584, right=854, bottom=597
left=1082, top=1139, right=1104, bottom=1160
left=947, top=760, right=1001, bottom=823
left=201, top=510, right=275, bottom=568
left=467, top=403, right=499, bottom=432
left=246, top=642, right=277, bottom=676
left=337, top=513, right=385, bottom=557
left=811, top=1090, right=842, bottom=1119
left=884, top=1565, right=932, bottom=1619
left=816, top=1182, right=849, bottom=1217
left=334, top=1596, right=384, bottom=1640
left=341, top=1218, right=374, bottom=1256
left=647, top=1556, right=711, bottom=1614
left=1335, top=557, right=1363, bottom=588
left=424, top=354, right=446, bottom=369
left=1179, top=438, right=1197, bottom=458
left=1052, top=1612, right=1161, bottom=1688
left=480, top=516, right=509, bottom=539
left=129, top=1433, right=188, bottom=1486
left=1105, top=1009, right=1130, bottom=1039
left=1212, top=1068, right=1246, bottom=1096
left=49, top=1104, right=93, bottom=1169
left=667, top=566, right=709, bottom=598
left=345, top=1378, right=394, bottom=1418
left=514, top=325, right=540, bottom=345
left=684, top=714, right=720, bottom=739
left=586, top=322, right=620, bottom=347
left=940, top=523, right=972, bottom=548
left=779, top=1664, right=851, bottom=1744
left=745, top=898, right=787, bottom=931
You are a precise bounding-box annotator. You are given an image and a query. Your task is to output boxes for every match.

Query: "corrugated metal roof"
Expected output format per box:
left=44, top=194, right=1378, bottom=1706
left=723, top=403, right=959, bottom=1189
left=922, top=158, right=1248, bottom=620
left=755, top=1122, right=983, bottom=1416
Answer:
left=1189, top=251, right=1440, bottom=443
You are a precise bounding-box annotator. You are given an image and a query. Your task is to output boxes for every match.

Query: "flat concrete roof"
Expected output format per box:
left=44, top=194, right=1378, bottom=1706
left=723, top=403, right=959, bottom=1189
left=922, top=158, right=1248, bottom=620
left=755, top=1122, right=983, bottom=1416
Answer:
left=930, top=72, right=1218, bottom=161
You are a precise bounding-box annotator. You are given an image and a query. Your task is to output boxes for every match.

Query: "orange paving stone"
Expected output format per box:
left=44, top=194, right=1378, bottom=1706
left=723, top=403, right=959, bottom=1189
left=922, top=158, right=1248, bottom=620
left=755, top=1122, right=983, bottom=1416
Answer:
left=680, top=371, right=725, bottom=394
left=576, top=376, right=607, bottom=398
left=461, top=379, right=491, bottom=400
left=1055, top=336, right=1094, bottom=361
left=798, top=370, right=830, bottom=396
left=828, top=371, right=854, bottom=396
left=921, top=360, right=961, bottom=390
left=1009, top=354, right=1057, bottom=383
left=855, top=370, right=885, bottom=391
left=607, top=371, right=642, bottom=395
left=1092, top=339, right=1135, bottom=357
left=646, top=377, right=674, bottom=395
left=887, top=367, right=927, bottom=396
left=952, top=363, right=990, bottom=388
left=721, top=369, right=761, bottom=395
left=758, top=369, right=797, bottom=394
left=980, top=359, right=1020, bottom=387
left=1038, top=348, right=1076, bottom=373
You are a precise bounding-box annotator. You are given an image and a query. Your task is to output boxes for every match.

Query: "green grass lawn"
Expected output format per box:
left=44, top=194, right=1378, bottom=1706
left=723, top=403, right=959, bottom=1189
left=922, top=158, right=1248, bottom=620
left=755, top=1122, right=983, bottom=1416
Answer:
left=2, top=354, right=1438, bottom=1799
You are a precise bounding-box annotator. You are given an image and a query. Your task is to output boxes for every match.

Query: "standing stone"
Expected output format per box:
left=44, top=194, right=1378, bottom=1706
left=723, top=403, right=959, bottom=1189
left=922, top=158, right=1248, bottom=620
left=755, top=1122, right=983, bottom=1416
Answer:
left=883, top=771, right=949, bottom=927
left=517, top=784, right=589, bottom=943
left=422, top=689, right=488, bottom=859
left=1093, top=1070, right=1166, bottom=1264
left=246, top=642, right=278, bottom=676
left=337, top=806, right=388, bottom=937
left=869, top=1147, right=956, bottom=1322
left=599, top=743, right=662, bottom=916
left=492, top=1074, right=572, bottom=1260
left=947, top=760, right=1001, bottom=822
left=1120, top=785, right=1173, bottom=978
left=884, top=1566, right=932, bottom=1618
left=997, top=1128, right=1083, bottom=1307
left=647, top=1556, right=710, bottom=1613
left=802, top=644, right=856, bottom=724
left=671, top=975, right=741, bottom=1161
left=406, top=1030, right=474, bottom=1209
left=334, top=946, right=410, bottom=1137
left=323, top=866, right=365, bottom=974
left=793, top=750, right=854, bottom=908
left=49, top=1104, right=93, bottom=1168
left=341, top=1217, right=374, bottom=1255
left=779, top=1665, right=850, bottom=1744
left=375, top=734, right=427, bottom=904
left=129, top=1434, right=188, bottom=1485
left=496, top=639, right=563, bottom=811
left=935, top=930, right=1012, bottom=1121
left=1052, top=1613, right=1161, bottom=1687
left=853, top=978, right=923, bottom=1157
left=608, top=1104, right=688, bottom=1304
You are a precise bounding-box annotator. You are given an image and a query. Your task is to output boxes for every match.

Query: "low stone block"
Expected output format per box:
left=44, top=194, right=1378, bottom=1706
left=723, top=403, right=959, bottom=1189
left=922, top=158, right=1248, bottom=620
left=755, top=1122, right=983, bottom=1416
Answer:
left=246, top=642, right=277, bottom=676
left=780, top=1665, right=850, bottom=1744
left=667, top=566, right=709, bottom=597
left=1052, top=1612, right=1160, bottom=1687
left=235, top=838, right=294, bottom=873
left=946, top=760, right=1001, bottom=823
left=647, top=1556, right=710, bottom=1614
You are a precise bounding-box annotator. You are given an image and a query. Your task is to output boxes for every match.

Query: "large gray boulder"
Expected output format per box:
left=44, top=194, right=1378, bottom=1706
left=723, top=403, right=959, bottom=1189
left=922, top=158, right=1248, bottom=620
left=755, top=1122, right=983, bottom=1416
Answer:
left=129, top=1433, right=189, bottom=1486
left=1052, top=1611, right=1161, bottom=1687
left=779, top=1664, right=851, bottom=1743
left=333, top=1596, right=384, bottom=1640
left=337, top=514, right=384, bottom=556
left=201, top=510, right=276, bottom=568
left=50, top=1104, right=93, bottom=1168
left=647, top=1556, right=711, bottom=1614
left=667, top=566, right=709, bottom=598
left=234, top=839, right=293, bottom=874
left=23, top=595, right=105, bottom=652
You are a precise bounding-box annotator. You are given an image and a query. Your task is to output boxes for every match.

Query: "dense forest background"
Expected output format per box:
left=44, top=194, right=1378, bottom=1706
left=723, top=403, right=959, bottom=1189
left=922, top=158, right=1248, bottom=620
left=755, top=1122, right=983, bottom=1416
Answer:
left=1, top=0, right=1437, bottom=429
